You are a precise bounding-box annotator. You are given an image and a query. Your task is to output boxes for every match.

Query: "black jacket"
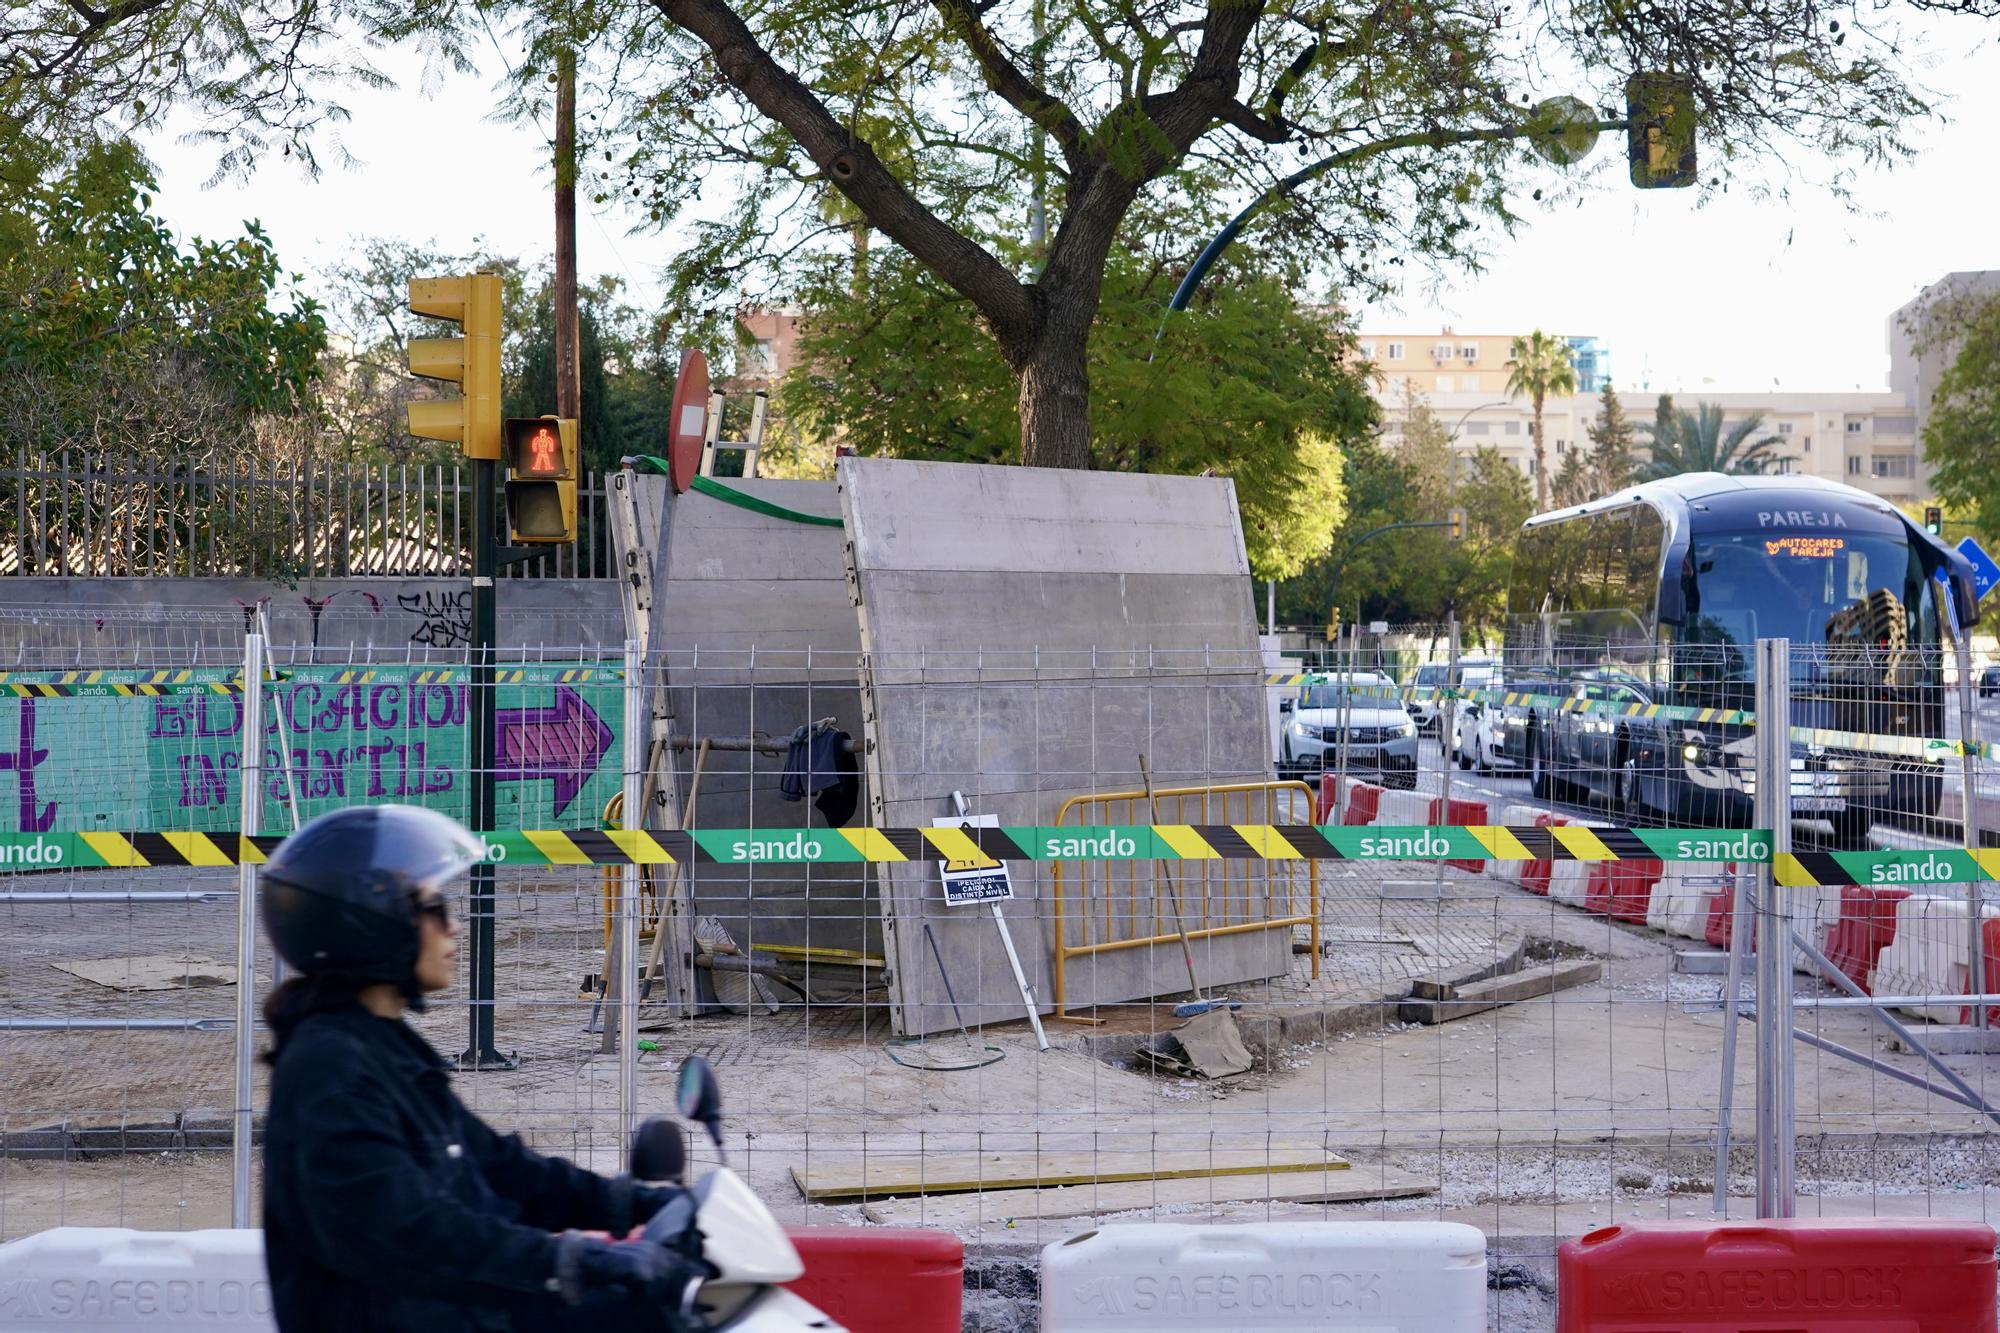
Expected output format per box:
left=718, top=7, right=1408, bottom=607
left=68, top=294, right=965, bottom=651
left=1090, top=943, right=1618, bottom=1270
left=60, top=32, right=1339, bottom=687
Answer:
left=263, top=1004, right=667, bottom=1333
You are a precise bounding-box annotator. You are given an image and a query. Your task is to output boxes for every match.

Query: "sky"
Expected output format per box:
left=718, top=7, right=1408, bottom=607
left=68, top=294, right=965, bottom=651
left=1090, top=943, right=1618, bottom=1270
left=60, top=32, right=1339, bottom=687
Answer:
left=139, top=18, right=1998, bottom=397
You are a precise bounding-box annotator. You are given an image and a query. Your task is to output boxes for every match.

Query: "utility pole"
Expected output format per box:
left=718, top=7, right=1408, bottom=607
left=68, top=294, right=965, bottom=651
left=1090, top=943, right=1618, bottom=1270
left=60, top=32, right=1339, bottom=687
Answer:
left=555, top=48, right=582, bottom=422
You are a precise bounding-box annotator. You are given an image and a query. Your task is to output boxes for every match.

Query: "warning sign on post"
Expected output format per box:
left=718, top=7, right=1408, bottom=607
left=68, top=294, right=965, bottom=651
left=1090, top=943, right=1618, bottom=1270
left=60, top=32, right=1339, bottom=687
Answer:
left=931, top=814, right=1014, bottom=906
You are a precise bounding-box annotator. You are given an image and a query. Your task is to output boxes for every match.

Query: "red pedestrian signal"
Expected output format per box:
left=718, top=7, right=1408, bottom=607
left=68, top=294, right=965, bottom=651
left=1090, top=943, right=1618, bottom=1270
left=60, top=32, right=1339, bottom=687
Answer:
left=501, top=416, right=579, bottom=543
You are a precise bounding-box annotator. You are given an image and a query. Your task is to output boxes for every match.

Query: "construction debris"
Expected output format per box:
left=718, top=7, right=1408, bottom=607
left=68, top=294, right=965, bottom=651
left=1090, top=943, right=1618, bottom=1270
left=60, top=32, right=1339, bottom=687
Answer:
left=1133, top=1007, right=1254, bottom=1079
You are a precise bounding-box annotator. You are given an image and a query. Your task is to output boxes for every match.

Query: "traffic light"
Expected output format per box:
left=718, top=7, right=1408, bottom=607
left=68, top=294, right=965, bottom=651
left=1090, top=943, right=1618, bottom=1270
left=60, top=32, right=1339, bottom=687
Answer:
left=1325, top=605, right=1341, bottom=644
left=1626, top=72, right=1697, bottom=189
left=502, top=416, right=579, bottom=543
left=1446, top=507, right=1467, bottom=542
left=406, top=272, right=502, bottom=460
left=1925, top=505, right=1943, bottom=536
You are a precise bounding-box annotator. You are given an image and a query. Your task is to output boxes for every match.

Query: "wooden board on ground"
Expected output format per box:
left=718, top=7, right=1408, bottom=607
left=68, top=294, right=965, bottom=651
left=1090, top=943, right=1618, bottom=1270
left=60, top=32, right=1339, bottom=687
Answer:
left=858, top=1165, right=1432, bottom=1228
left=1400, top=959, right=1602, bottom=1025
left=793, top=1142, right=1346, bottom=1203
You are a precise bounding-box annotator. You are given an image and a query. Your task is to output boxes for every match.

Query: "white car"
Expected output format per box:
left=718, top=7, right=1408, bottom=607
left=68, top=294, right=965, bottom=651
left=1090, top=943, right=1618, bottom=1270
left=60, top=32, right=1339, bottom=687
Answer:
left=1411, top=656, right=1499, bottom=736
left=1278, top=672, right=1419, bottom=788
left=1448, top=669, right=1511, bottom=772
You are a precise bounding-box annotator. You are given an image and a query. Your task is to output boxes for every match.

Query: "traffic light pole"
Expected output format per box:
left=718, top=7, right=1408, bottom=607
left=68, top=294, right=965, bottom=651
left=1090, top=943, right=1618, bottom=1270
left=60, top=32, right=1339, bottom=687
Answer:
left=463, top=456, right=514, bottom=1070
left=461, top=460, right=546, bottom=1071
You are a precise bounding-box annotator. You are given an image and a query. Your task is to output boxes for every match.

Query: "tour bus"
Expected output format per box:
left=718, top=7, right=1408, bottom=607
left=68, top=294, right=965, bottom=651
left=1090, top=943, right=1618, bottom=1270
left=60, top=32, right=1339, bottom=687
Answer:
left=1503, top=473, right=1980, bottom=837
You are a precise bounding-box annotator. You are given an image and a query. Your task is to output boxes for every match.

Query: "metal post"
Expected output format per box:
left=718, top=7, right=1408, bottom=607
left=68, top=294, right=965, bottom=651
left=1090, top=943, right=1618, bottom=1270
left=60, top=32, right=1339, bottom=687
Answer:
left=1437, top=619, right=1461, bottom=892
left=1956, top=636, right=1985, bottom=1028
left=616, top=639, right=644, bottom=1140
left=1753, top=637, right=1795, bottom=1217
left=462, top=457, right=513, bottom=1069
left=1712, top=859, right=1754, bottom=1216
left=231, top=632, right=265, bottom=1227
left=1266, top=580, right=1276, bottom=637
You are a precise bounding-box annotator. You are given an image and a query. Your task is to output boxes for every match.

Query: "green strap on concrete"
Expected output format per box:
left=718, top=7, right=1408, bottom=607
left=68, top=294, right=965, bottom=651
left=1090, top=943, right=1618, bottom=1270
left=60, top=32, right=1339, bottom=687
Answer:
left=627, top=456, right=844, bottom=527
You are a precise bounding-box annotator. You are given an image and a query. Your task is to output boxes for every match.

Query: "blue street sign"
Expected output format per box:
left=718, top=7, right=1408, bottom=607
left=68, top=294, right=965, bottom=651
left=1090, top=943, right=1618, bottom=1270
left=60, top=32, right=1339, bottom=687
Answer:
left=1957, top=536, right=2000, bottom=602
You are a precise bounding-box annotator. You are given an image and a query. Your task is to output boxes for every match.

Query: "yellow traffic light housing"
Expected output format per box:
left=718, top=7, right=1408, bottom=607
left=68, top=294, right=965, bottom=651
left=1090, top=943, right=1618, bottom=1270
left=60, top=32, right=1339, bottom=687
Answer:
left=503, top=416, right=579, bottom=543
left=1447, top=507, right=1467, bottom=542
left=1626, top=72, right=1697, bottom=190
left=406, top=272, right=503, bottom=460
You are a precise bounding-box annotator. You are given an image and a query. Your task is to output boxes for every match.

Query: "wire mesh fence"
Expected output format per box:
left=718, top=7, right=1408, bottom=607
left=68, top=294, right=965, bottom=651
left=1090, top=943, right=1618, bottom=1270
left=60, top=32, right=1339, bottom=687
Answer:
left=4, top=607, right=2000, bottom=1325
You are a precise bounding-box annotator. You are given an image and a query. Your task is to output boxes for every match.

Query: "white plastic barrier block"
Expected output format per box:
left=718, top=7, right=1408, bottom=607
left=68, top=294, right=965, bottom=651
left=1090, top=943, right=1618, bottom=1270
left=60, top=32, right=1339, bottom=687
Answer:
left=1874, top=892, right=1999, bottom=1023
left=0, top=1228, right=274, bottom=1331
left=1647, top=866, right=1717, bottom=942
left=1487, top=805, right=1549, bottom=884
left=1376, top=790, right=1433, bottom=827
left=1040, top=1221, right=1486, bottom=1332
left=1547, top=859, right=1591, bottom=909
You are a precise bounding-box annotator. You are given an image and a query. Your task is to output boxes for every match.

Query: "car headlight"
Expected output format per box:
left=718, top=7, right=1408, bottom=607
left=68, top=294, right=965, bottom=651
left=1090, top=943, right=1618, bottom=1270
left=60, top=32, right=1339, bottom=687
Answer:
left=1394, top=720, right=1416, bottom=737
left=1290, top=719, right=1312, bottom=737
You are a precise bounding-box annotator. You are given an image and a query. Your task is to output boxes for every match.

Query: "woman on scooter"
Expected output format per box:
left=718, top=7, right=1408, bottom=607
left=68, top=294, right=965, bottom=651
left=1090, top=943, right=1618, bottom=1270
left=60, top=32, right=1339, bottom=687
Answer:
left=259, top=803, right=703, bottom=1333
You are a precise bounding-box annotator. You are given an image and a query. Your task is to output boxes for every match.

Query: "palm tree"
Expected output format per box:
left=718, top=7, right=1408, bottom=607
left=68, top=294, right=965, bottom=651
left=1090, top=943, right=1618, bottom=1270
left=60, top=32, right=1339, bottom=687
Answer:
left=1504, top=330, right=1578, bottom=510
left=1637, top=402, right=1784, bottom=479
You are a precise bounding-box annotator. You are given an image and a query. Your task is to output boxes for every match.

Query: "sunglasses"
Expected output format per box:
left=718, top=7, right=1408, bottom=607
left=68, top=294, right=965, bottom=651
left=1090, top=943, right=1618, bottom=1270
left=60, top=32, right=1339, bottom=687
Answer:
left=415, top=897, right=451, bottom=927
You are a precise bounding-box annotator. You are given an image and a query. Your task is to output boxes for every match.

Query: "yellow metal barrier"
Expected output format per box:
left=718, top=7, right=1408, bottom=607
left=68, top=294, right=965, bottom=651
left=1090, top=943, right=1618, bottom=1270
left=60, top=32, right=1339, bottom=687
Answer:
left=1050, top=780, right=1319, bottom=1020
left=600, top=793, right=664, bottom=955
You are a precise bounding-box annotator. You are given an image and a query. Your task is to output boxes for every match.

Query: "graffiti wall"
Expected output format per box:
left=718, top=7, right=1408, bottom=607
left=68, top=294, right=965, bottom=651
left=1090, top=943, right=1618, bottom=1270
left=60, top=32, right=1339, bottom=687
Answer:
left=0, top=665, right=622, bottom=833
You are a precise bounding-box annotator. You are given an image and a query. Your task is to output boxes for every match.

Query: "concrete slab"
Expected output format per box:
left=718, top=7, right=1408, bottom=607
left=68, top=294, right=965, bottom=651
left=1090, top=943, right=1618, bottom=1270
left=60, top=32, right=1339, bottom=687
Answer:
left=1888, top=1024, right=2000, bottom=1054
left=642, top=475, right=875, bottom=960
left=838, top=458, right=1284, bottom=1035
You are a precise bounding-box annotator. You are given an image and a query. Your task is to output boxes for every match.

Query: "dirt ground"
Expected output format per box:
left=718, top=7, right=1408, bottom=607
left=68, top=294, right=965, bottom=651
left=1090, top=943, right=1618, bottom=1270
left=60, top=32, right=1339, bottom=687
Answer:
left=9, top=856, right=2000, bottom=1332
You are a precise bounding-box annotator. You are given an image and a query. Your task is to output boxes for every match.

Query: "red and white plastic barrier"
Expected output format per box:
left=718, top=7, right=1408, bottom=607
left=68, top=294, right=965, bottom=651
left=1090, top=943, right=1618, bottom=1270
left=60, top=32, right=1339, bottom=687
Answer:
left=1558, top=1218, right=1998, bottom=1332
left=1871, top=893, right=2000, bottom=1023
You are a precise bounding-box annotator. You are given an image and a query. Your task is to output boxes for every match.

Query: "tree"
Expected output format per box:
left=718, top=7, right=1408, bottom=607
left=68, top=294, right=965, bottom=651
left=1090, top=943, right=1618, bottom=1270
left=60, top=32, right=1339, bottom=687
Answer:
left=1904, top=284, right=2000, bottom=539
left=1288, top=386, right=1529, bottom=633
left=0, top=0, right=1934, bottom=472
left=1638, top=401, right=1783, bottom=479
left=1550, top=446, right=1593, bottom=509
left=0, top=138, right=325, bottom=470
left=778, top=233, right=1374, bottom=580
left=1585, top=382, right=1638, bottom=492
left=1554, top=380, right=1638, bottom=506
left=1504, top=330, right=1577, bottom=509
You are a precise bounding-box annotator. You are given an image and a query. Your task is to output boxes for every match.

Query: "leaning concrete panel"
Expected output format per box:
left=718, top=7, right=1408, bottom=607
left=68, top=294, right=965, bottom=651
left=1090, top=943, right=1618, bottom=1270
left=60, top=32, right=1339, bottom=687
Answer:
left=645, top=478, right=875, bottom=962
left=838, top=458, right=1283, bottom=1036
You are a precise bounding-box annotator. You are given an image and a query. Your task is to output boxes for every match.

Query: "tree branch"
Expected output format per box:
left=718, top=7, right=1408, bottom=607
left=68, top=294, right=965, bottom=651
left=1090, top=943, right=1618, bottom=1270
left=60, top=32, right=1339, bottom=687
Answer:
left=1217, top=98, right=1292, bottom=143
left=930, top=0, right=1088, bottom=172
left=652, top=0, right=1034, bottom=341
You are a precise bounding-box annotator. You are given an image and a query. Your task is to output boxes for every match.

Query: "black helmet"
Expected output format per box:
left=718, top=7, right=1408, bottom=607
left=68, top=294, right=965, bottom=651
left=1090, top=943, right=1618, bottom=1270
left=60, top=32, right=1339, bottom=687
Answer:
left=261, top=805, right=484, bottom=993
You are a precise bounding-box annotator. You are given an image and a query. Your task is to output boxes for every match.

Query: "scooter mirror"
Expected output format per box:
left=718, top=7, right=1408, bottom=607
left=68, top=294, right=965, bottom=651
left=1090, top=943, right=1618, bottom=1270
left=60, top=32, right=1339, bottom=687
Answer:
left=677, top=1055, right=723, bottom=1134
left=630, top=1117, right=687, bottom=1183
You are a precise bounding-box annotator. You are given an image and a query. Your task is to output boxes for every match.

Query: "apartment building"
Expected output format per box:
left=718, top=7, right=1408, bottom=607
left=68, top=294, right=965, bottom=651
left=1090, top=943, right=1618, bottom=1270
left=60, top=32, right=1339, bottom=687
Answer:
left=1386, top=388, right=1925, bottom=505
left=1361, top=277, right=1986, bottom=510
left=1357, top=331, right=1610, bottom=397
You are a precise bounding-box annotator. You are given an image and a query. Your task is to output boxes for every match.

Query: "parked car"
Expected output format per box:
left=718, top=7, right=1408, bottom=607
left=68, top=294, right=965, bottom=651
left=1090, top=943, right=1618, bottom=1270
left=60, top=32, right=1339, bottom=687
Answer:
left=1981, top=665, right=2000, bottom=699
left=1531, top=673, right=1653, bottom=807
left=1446, top=665, right=1505, bottom=771
left=1409, top=656, right=1499, bottom=736
left=1478, top=673, right=1564, bottom=772
left=1278, top=672, right=1419, bottom=788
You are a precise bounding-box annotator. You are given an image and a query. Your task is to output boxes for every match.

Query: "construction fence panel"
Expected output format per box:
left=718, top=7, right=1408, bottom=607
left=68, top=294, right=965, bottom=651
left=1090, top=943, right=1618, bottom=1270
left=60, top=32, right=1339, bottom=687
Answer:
left=1, top=613, right=1997, bottom=1328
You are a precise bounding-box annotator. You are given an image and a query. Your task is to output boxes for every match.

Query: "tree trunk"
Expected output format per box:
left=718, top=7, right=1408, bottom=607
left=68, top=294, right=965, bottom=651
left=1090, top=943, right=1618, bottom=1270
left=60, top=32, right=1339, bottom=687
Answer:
left=1016, top=330, right=1093, bottom=470
left=1531, top=393, right=1548, bottom=509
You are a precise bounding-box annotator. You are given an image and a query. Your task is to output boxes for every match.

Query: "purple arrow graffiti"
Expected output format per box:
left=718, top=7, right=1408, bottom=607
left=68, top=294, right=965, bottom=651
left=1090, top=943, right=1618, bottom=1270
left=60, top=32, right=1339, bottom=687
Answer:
left=496, top=686, right=613, bottom=818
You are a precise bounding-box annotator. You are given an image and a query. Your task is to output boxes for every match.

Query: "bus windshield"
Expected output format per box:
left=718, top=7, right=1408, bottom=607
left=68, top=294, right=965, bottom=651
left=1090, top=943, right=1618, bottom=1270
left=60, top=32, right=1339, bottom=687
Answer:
left=1679, top=528, right=1939, bottom=676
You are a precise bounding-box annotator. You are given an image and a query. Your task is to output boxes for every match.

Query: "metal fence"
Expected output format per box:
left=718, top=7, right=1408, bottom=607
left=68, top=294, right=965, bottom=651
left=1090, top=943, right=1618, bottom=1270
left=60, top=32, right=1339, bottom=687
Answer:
left=4, top=610, right=2000, bottom=1327
left=0, top=449, right=615, bottom=580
